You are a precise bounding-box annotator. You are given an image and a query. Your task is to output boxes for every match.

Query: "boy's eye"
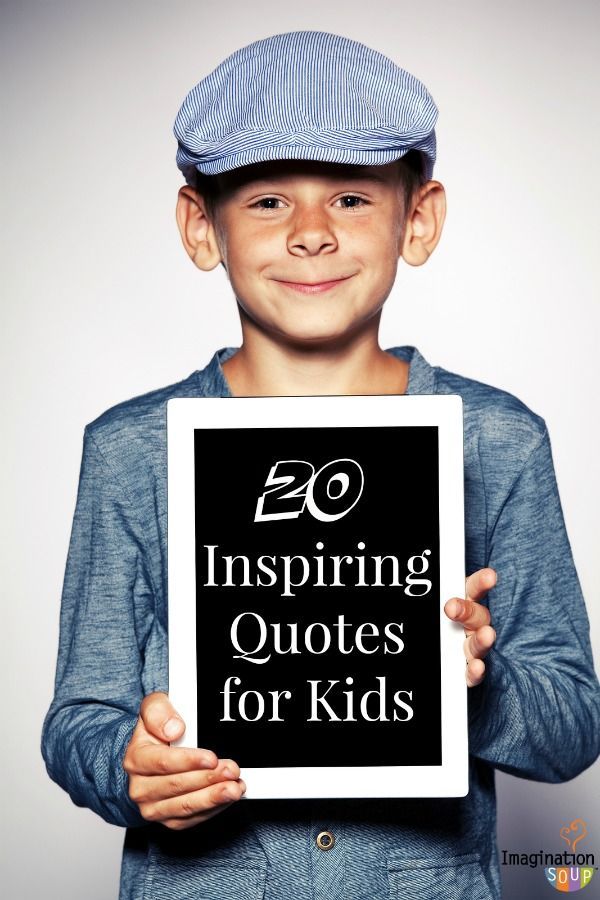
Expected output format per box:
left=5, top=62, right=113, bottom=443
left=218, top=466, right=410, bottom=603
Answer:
left=337, top=195, right=367, bottom=209
left=252, top=197, right=285, bottom=209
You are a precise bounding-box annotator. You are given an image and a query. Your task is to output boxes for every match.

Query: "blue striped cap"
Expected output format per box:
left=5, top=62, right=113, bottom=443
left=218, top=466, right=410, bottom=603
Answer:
left=174, top=31, right=438, bottom=182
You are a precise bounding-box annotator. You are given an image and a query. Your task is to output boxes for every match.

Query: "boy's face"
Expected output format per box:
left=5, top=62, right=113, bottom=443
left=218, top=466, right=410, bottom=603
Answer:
left=177, top=160, right=446, bottom=348
left=181, top=159, right=438, bottom=349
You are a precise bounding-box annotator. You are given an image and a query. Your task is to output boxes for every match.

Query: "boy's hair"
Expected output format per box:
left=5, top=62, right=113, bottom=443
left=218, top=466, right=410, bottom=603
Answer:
left=189, top=150, right=428, bottom=225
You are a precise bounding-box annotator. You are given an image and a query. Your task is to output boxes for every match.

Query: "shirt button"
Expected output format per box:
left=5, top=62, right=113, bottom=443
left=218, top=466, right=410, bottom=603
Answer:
left=316, top=830, right=335, bottom=851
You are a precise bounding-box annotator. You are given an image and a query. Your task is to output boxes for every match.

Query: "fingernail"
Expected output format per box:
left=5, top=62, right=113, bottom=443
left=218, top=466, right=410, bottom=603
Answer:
left=447, top=599, right=461, bottom=619
left=163, top=717, right=183, bottom=739
left=222, top=766, right=235, bottom=778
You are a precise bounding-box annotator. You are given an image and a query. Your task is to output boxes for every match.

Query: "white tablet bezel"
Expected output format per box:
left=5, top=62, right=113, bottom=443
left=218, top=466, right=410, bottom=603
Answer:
left=167, top=394, right=467, bottom=799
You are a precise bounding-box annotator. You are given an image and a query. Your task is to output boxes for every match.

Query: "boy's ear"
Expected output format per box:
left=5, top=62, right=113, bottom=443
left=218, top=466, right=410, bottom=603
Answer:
left=175, top=186, right=223, bottom=271
left=400, top=181, right=446, bottom=266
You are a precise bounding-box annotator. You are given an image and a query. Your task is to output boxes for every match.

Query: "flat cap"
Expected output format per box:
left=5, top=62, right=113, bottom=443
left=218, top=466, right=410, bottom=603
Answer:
left=174, top=31, right=438, bottom=182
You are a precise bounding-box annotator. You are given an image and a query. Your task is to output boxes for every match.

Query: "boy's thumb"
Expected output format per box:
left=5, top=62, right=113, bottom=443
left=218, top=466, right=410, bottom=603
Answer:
left=140, top=691, right=185, bottom=742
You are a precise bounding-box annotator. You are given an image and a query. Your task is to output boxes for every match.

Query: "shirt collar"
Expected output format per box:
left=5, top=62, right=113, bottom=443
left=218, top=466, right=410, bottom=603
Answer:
left=195, top=344, right=437, bottom=397
left=384, top=344, right=437, bottom=395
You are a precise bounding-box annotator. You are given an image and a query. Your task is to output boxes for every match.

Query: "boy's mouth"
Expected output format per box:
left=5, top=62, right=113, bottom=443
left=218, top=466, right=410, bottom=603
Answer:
left=274, top=275, right=353, bottom=294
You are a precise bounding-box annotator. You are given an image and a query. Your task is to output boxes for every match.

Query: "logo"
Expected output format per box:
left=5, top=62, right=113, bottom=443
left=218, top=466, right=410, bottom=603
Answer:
left=502, top=819, right=597, bottom=893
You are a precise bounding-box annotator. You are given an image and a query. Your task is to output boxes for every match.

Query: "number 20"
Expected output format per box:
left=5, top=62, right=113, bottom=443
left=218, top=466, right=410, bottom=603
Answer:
left=254, top=458, right=364, bottom=523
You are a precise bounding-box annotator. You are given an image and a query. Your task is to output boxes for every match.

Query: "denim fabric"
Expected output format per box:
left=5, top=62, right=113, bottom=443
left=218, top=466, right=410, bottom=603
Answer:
left=41, top=345, right=600, bottom=900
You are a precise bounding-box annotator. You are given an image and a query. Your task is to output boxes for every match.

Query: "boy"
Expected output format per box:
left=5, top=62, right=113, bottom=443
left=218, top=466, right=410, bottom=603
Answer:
left=42, top=31, right=600, bottom=900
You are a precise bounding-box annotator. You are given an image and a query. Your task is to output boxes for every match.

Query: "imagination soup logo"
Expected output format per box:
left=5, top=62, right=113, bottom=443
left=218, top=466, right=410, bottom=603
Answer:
left=502, top=819, right=596, bottom=893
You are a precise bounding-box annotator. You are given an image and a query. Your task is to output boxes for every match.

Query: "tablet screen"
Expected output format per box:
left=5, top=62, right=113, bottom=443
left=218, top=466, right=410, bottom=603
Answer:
left=168, top=395, right=466, bottom=798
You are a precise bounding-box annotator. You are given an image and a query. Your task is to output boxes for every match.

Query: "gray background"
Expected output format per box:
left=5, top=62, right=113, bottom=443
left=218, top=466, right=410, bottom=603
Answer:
left=2, top=1, right=599, bottom=897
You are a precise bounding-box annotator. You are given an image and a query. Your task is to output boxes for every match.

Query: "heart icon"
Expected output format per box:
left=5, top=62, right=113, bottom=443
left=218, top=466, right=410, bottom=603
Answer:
left=560, top=819, right=588, bottom=852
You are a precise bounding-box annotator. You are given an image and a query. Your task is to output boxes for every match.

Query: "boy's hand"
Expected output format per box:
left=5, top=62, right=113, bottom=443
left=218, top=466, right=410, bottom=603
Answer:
left=123, top=692, right=246, bottom=830
left=444, top=568, right=497, bottom=688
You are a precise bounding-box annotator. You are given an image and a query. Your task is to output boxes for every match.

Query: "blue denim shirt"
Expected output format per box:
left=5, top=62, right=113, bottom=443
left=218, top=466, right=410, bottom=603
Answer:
left=41, top=345, right=600, bottom=900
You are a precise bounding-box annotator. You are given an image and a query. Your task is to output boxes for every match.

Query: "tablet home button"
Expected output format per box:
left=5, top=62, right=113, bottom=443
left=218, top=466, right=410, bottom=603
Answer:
left=316, top=830, right=335, bottom=851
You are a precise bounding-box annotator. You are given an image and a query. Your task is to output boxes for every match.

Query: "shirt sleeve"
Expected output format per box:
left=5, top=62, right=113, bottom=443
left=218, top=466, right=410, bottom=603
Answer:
left=41, top=426, right=149, bottom=827
left=468, top=427, right=600, bottom=781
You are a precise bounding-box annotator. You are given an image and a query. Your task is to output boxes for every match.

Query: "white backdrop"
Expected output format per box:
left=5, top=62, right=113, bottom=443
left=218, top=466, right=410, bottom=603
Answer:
left=2, top=1, right=599, bottom=897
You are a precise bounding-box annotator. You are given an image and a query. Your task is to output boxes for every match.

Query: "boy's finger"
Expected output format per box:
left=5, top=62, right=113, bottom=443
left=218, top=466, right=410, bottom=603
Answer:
left=140, top=692, right=186, bottom=742
left=466, top=657, right=486, bottom=688
left=465, top=567, right=497, bottom=602
left=128, top=743, right=219, bottom=776
left=130, top=759, right=240, bottom=803
left=144, top=779, right=246, bottom=823
left=464, top=625, right=496, bottom=661
left=160, top=783, right=247, bottom=830
left=445, top=598, right=491, bottom=631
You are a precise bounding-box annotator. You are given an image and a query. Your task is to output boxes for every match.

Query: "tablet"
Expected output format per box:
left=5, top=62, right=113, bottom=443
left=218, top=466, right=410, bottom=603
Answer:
left=167, top=394, right=467, bottom=798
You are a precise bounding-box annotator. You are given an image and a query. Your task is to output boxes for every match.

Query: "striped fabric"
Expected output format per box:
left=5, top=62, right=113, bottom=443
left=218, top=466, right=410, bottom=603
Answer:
left=173, top=31, right=438, bottom=181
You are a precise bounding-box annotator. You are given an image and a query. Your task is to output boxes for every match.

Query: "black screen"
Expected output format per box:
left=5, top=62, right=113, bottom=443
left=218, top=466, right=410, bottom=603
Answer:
left=193, top=425, right=441, bottom=768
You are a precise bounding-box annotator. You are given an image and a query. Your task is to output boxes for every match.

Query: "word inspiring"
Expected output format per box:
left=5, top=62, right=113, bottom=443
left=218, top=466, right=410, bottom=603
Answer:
left=202, top=543, right=433, bottom=599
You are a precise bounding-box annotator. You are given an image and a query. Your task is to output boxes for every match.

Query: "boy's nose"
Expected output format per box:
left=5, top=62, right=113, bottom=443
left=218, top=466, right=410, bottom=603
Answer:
left=287, top=206, right=338, bottom=257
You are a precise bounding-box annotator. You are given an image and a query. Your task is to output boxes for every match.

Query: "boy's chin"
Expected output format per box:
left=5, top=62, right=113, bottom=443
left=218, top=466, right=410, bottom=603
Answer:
left=242, top=307, right=377, bottom=350
left=272, top=323, right=365, bottom=351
